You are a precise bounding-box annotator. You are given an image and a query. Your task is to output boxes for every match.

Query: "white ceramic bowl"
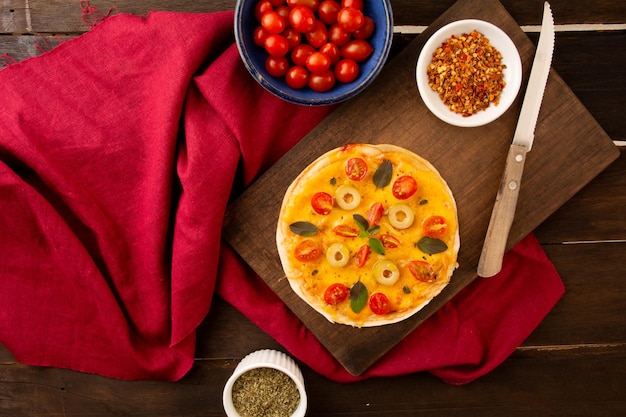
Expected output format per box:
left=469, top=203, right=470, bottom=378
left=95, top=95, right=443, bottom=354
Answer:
left=416, top=19, right=522, bottom=127
left=223, top=349, right=307, bottom=417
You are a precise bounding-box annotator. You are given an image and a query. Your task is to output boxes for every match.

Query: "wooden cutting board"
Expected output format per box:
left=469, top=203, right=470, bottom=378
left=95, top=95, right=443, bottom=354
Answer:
left=222, top=0, right=619, bottom=375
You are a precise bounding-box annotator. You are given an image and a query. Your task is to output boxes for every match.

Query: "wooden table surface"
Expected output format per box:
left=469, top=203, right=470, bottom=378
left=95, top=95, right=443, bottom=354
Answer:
left=1, top=1, right=624, bottom=416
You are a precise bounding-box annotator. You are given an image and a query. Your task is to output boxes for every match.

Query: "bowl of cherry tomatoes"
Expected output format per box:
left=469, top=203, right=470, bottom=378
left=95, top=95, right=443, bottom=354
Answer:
left=235, top=0, right=393, bottom=105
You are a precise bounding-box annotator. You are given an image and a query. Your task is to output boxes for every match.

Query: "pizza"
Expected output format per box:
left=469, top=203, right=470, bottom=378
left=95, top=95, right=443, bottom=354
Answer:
left=276, top=144, right=459, bottom=327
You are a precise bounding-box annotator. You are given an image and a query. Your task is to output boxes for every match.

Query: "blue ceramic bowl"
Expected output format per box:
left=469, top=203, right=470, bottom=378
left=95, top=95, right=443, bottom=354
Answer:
left=234, top=0, right=393, bottom=106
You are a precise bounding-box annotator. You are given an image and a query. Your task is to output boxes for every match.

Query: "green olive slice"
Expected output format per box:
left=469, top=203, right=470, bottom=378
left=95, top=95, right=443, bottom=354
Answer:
left=388, top=204, right=415, bottom=229
left=326, top=242, right=350, bottom=267
left=372, top=260, right=400, bottom=286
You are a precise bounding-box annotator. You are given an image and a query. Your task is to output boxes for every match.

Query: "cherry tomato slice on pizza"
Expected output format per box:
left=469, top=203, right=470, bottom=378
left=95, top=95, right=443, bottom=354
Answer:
left=422, top=215, right=448, bottom=239
left=345, top=157, right=368, bottom=180
left=369, top=292, right=390, bottom=315
left=408, top=260, right=436, bottom=283
left=294, top=239, right=321, bottom=262
left=379, top=233, right=400, bottom=248
left=324, top=283, right=349, bottom=305
left=355, top=244, right=370, bottom=268
left=333, top=225, right=359, bottom=238
left=392, top=175, right=418, bottom=200
left=367, top=202, right=384, bottom=226
left=311, top=192, right=334, bottom=215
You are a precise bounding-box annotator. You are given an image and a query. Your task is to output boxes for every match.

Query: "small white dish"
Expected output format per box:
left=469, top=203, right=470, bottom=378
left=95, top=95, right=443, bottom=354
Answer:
left=416, top=19, right=522, bottom=127
left=223, top=349, right=307, bottom=417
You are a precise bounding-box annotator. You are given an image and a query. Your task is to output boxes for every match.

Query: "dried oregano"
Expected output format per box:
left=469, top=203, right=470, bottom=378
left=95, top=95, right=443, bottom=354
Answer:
left=231, top=367, right=300, bottom=417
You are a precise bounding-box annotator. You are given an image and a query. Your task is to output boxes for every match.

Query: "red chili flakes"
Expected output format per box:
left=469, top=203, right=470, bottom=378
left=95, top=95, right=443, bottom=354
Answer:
left=427, top=30, right=506, bottom=117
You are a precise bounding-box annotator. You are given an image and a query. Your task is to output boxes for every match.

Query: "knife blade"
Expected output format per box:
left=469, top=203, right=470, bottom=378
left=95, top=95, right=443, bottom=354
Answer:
left=477, top=2, right=555, bottom=278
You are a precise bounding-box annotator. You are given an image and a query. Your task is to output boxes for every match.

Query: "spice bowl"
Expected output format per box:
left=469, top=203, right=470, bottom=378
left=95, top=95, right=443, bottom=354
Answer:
left=416, top=19, right=522, bottom=127
left=223, top=349, right=307, bottom=417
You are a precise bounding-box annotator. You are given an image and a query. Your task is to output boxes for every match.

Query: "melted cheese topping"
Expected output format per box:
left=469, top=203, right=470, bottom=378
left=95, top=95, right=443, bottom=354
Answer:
left=277, top=144, right=459, bottom=327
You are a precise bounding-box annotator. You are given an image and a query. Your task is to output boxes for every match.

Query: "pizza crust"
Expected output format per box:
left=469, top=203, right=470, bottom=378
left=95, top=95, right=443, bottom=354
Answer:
left=276, top=144, right=460, bottom=327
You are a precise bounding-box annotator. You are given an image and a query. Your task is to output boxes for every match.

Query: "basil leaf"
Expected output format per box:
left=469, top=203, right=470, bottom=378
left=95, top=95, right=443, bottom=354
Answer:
left=289, top=221, right=319, bottom=236
left=373, top=160, right=393, bottom=188
left=350, top=281, right=368, bottom=313
left=368, top=237, right=385, bottom=255
left=416, top=237, right=448, bottom=254
left=368, top=225, right=380, bottom=235
left=353, top=214, right=369, bottom=232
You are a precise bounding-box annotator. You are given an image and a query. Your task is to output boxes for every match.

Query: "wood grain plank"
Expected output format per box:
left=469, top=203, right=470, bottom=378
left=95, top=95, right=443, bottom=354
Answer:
left=1, top=345, right=624, bottom=416
left=222, top=0, right=619, bottom=375
left=2, top=0, right=625, bottom=35
left=525, top=242, right=626, bottom=346
left=536, top=149, right=626, bottom=243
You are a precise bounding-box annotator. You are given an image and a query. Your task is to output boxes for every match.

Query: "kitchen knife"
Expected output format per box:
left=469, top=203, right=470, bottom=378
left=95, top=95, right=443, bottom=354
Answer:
left=477, top=2, right=555, bottom=277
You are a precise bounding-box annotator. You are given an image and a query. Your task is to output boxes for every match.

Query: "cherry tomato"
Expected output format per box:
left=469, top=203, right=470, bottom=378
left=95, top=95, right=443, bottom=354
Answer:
left=308, top=69, right=335, bottom=92
left=324, top=283, right=349, bottom=305
left=291, top=44, right=316, bottom=66
left=379, top=233, right=400, bottom=248
left=337, top=7, right=364, bottom=32
left=306, top=51, right=331, bottom=73
left=294, top=239, right=321, bottom=262
left=282, top=28, right=302, bottom=49
left=275, top=5, right=292, bottom=27
left=253, top=26, right=269, bottom=47
left=334, top=58, right=359, bottom=83
left=328, top=24, right=351, bottom=46
left=422, top=215, right=448, bottom=239
left=311, top=191, right=334, bottom=215
left=408, top=260, right=436, bottom=283
left=285, top=65, right=309, bottom=89
left=265, top=55, right=289, bottom=77
left=341, top=0, right=363, bottom=9
left=345, top=157, right=368, bottom=180
left=369, top=292, right=390, bottom=315
left=287, top=0, right=319, bottom=10
left=264, top=34, right=290, bottom=57
left=269, top=0, right=286, bottom=6
left=289, top=5, right=316, bottom=32
left=353, top=16, right=375, bottom=40
left=355, top=244, right=370, bottom=268
left=319, top=42, right=340, bottom=65
left=318, top=0, right=341, bottom=25
left=305, top=20, right=328, bottom=48
left=367, top=202, right=384, bottom=226
left=254, top=0, right=274, bottom=22
left=261, top=11, right=286, bottom=34
left=392, top=175, right=418, bottom=200
left=340, top=39, right=373, bottom=62
left=333, top=225, right=359, bottom=237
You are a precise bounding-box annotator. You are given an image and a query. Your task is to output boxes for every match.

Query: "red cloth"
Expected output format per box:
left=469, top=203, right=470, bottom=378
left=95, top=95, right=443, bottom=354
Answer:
left=0, top=11, right=564, bottom=383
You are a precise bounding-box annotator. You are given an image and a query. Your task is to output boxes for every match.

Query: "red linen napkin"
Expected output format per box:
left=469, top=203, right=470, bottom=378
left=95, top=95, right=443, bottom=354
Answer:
left=0, top=10, right=564, bottom=383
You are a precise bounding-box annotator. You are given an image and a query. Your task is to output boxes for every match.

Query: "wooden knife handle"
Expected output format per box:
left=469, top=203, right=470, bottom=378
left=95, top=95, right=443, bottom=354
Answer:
left=477, top=143, right=528, bottom=277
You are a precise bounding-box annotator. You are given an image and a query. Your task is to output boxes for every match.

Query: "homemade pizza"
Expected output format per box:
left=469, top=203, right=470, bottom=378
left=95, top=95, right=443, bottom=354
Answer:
left=276, top=144, right=459, bottom=327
